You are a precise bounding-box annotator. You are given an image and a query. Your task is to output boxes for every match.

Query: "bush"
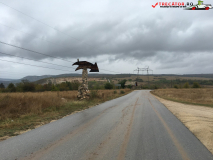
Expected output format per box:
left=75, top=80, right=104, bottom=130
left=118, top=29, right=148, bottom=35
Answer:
left=127, top=85, right=132, bottom=89
left=174, top=84, right=178, bottom=89
left=104, top=82, right=113, bottom=89
left=183, top=82, right=189, bottom=88
left=120, top=90, right=125, bottom=94
left=90, top=90, right=99, bottom=98
left=114, top=91, right=117, bottom=94
left=153, top=85, right=159, bottom=89
left=192, top=82, right=201, bottom=88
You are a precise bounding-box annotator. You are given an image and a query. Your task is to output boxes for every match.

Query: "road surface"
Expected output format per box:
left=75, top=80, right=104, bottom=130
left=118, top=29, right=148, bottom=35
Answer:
left=0, top=90, right=212, bottom=160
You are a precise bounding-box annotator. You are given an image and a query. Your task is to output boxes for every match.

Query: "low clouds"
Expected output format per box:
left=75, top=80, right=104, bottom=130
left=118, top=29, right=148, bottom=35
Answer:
left=0, top=0, right=213, bottom=78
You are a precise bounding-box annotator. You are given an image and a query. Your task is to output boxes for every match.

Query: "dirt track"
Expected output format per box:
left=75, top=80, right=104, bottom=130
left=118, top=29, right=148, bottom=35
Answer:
left=153, top=95, right=213, bottom=155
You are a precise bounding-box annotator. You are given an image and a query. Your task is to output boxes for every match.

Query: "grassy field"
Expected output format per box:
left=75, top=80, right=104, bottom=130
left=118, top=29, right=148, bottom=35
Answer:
left=151, top=89, right=213, bottom=108
left=0, top=89, right=131, bottom=139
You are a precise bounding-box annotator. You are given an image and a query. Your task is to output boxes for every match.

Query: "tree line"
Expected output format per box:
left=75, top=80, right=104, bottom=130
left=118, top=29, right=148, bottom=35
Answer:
left=0, top=80, right=81, bottom=92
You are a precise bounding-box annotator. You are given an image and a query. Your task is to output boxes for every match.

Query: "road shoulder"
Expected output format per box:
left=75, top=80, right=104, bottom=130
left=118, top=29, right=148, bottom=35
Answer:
left=152, top=94, right=213, bottom=155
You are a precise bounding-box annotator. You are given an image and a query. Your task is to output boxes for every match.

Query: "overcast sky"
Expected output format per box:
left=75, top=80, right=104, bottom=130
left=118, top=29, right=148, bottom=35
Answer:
left=0, top=0, right=213, bottom=79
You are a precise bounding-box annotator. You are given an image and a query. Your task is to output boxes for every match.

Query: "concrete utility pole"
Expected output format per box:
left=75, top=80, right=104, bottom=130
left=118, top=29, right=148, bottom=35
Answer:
left=73, top=59, right=99, bottom=100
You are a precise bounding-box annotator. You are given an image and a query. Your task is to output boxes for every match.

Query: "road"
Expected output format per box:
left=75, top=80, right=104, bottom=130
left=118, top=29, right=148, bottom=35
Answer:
left=0, top=90, right=212, bottom=160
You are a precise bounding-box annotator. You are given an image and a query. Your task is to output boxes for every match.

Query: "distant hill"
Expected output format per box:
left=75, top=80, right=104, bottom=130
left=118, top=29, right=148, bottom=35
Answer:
left=0, top=78, right=17, bottom=81
left=1, top=73, right=213, bottom=87
left=21, top=75, right=54, bottom=82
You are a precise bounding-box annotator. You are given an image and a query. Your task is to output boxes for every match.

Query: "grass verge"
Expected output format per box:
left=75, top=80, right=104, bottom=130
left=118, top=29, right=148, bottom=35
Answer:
left=151, top=89, right=213, bottom=108
left=0, top=89, right=132, bottom=140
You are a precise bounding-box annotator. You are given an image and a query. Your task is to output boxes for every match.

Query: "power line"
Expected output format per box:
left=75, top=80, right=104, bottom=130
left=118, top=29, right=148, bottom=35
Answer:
left=0, top=51, right=75, bottom=69
left=0, top=41, right=76, bottom=63
left=0, top=58, right=75, bottom=72
left=0, top=22, right=124, bottom=74
left=141, top=66, right=153, bottom=88
left=0, top=2, right=124, bottom=74
left=0, top=22, right=84, bottom=57
left=0, top=2, right=88, bottom=43
left=0, top=40, right=125, bottom=74
left=101, top=69, right=122, bottom=74
left=134, top=66, right=153, bottom=87
left=134, top=67, right=141, bottom=78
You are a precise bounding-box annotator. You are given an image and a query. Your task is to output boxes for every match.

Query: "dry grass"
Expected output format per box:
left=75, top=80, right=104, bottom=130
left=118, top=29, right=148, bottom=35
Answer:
left=0, top=89, right=131, bottom=139
left=0, top=91, right=77, bottom=121
left=151, top=88, right=213, bottom=107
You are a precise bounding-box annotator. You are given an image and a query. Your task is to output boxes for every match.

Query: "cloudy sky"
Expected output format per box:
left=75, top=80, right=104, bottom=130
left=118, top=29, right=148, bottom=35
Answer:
left=0, top=0, right=213, bottom=79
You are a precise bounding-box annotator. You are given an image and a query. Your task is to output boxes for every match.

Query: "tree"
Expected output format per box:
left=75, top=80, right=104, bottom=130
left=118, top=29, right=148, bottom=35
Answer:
left=192, top=82, right=201, bottom=88
left=7, top=83, right=16, bottom=92
left=119, top=79, right=127, bottom=89
left=18, top=80, right=36, bottom=92
left=0, top=83, right=5, bottom=89
left=183, top=82, right=189, bottom=88
left=104, top=82, right=113, bottom=89
left=35, top=84, right=45, bottom=92
left=59, top=82, right=69, bottom=91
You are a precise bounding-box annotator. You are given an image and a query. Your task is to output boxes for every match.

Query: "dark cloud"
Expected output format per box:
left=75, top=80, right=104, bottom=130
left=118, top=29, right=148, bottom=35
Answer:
left=0, top=0, right=213, bottom=78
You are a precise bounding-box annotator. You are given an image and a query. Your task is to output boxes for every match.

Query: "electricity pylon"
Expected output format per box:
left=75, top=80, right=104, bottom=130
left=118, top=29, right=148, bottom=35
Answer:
left=134, top=66, right=153, bottom=88
left=141, top=66, right=153, bottom=88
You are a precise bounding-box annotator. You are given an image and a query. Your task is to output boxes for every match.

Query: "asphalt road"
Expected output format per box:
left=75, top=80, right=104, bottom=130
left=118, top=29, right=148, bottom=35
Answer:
left=0, top=90, right=213, bottom=160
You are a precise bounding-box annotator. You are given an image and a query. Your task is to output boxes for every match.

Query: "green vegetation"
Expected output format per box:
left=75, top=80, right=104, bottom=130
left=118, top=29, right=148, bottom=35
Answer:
left=152, top=78, right=206, bottom=89
left=174, top=84, right=178, bottom=89
left=192, top=82, right=201, bottom=88
left=0, top=80, right=81, bottom=93
left=104, top=82, right=113, bottom=89
left=0, top=83, right=5, bottom=89
left=183, top=82, right=190, bottom=88
left=120, top=90, right=125, bottom=94
left=118, top=79, right=127, bottom=88
left=88, top=81, right=105, bottom=90
left=135, top=78, right=143, bottom=82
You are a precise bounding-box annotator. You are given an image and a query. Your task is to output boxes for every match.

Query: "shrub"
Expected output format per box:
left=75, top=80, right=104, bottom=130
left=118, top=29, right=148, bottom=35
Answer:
left=104, top=82, right=113, bottom=89
left=90, top=90, right=99, bottom=99
left=183, top=82, right=189, bottom=88
left=120, top=90, right=125, bottom=94
left=192, top=82, right=201, bottom=88
left=174, top=84, right=178, bottom=89
left=153, top=85, right=159, bottom=89
left=114, top=91, right=117, bottom=94
left=127, top=85, right=132, bottom=89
